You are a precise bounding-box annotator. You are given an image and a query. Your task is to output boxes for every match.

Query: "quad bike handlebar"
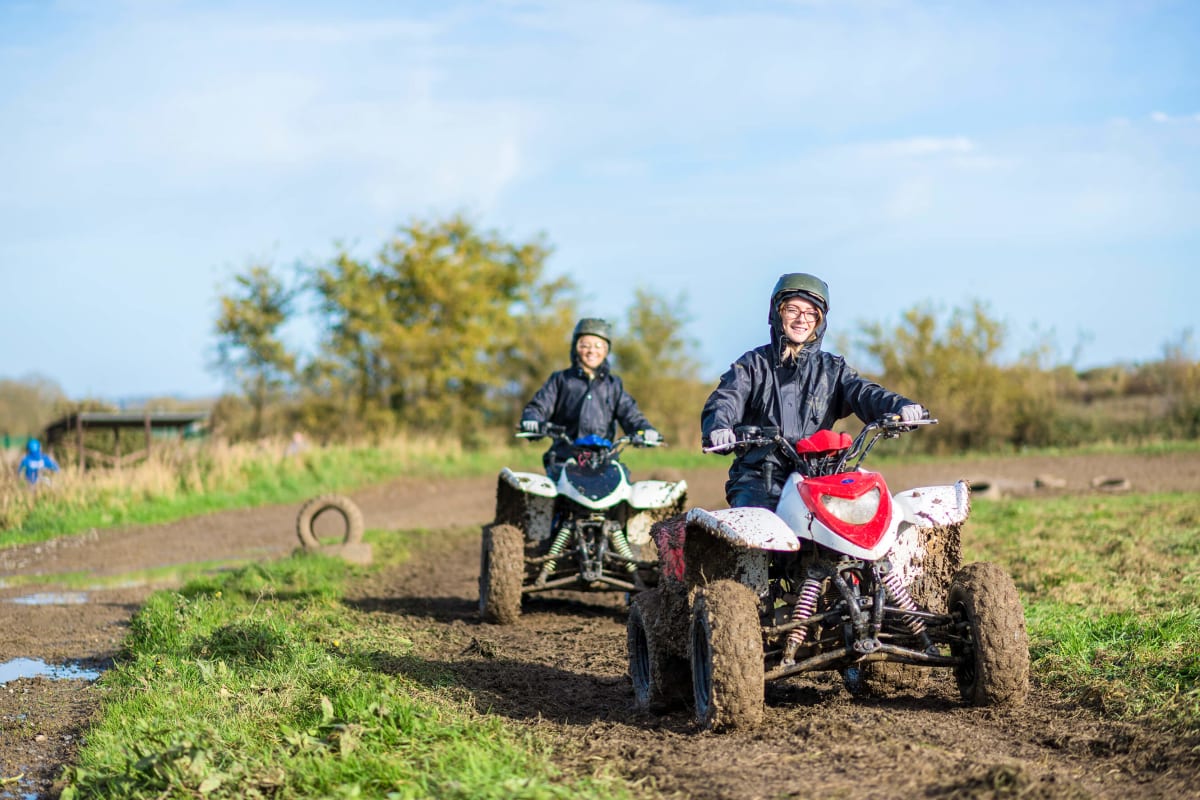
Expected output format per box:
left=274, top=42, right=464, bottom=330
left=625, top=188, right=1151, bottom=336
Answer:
left=703, top=414, right=937, bottom=477
left=515, top=421, right=666, bottom=451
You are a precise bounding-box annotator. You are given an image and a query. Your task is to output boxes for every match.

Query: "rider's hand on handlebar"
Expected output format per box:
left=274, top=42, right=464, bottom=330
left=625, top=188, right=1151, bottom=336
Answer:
left=520, top=419, right=542, bottom=435
left=640, top=429, right=661, bottom=446
left=899, top=404, right=926, bottom=423
left=708, top=428, right=736, bottom=452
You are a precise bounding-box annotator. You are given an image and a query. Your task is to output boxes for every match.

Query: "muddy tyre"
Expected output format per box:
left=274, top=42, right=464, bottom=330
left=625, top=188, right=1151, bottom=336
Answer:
left=479, top=524, right=525, bottom=625
left=690, top=580, right=764, bottom=731
left=948, top=562, right=1030, bottom=706
left=296, top=494, right=364, bottom=549
left=628, top=589, right=691, bottom=713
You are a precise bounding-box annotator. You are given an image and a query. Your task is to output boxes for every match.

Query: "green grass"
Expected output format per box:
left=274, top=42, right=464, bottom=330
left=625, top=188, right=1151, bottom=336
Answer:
left=60, top=529, right=636, bottom=800
left=966, top=492, right=1200, bottom=732
left=1, top=439, right=716, bottom=549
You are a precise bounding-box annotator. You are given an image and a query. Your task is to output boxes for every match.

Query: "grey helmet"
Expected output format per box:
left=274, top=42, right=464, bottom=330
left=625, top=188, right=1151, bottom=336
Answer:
left=572, top=317, right=612, bottom=345
left=770, top=273, right=829, bottom=317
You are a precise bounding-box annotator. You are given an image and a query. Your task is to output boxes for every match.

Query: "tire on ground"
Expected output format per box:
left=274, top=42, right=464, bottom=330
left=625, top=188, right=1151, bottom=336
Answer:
left=296, top=494, right=365, bottom=550
left=628, top=588, right=691, bottom=713
left=690, top=579, right=764, bottom=731
left=948, top=562, right=1030, bottom=706
left=479, top=524, right=525, bottom=625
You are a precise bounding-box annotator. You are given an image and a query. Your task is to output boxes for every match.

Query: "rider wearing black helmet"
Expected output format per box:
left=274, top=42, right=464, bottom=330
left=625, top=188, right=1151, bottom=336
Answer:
left=701, top=273, right=926, bottom=509
left=521, top=318, right=660, bottom=480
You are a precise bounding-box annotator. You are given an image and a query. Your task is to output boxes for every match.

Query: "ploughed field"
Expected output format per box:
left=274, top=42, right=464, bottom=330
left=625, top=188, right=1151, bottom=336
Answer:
left=2, top=452, right=1199, bottom=799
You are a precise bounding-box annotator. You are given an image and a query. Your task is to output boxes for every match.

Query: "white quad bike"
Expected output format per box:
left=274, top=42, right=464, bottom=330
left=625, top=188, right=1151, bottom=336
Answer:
left=479, top=423, right=688, bottom=624
left=627, top=416, right=1030, bottom=730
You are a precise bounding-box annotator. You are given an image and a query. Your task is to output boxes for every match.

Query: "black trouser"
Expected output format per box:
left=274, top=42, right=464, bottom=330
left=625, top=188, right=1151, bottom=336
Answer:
left=726, top=473, right=784, bottom=510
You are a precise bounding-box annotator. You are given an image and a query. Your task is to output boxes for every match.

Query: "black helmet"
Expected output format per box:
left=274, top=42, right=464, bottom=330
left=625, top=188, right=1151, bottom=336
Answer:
left=771, top=273, right=829, bottom=313
left=572, top=318, right=612, bottom=345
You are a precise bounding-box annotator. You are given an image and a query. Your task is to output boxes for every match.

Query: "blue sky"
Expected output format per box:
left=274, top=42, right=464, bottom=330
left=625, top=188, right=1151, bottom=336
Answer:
left=1, top=0, right=1197, bottom=400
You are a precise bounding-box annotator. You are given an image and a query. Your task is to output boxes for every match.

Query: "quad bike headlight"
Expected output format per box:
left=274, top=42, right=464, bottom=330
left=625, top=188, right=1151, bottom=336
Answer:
left=820, top=487, right=882, bottom=525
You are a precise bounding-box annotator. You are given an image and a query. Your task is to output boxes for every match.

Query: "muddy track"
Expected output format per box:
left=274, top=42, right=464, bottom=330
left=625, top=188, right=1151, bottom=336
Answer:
left=353, top=526, right=1200, bottom=800
left=2, top=454, right=1200, bottom=798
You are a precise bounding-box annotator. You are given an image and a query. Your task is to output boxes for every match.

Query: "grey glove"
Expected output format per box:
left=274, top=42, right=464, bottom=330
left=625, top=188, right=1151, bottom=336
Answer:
left=709, top=428, right=736, bottom=450
left=521, top=419, right=541, bottom=434
left=899, top=404, right=926, bottom=423
left=641, top=429, right=661, bottom=445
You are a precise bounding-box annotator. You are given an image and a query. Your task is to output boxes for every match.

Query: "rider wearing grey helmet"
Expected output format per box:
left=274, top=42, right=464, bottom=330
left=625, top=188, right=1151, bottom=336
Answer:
left=701, top=273, right=926, bottom=508
left=521, top=318, right=660, bottom=479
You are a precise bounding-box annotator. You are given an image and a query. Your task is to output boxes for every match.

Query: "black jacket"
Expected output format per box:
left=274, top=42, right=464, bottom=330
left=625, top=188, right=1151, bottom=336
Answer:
left=701, top=317, right=913, bottom=505
left=522, top=360, right=653, bottom=471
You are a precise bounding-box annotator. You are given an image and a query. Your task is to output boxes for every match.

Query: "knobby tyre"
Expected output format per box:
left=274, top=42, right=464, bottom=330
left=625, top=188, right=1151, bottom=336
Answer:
left=479, top=524, right=525, bottom=625
left=948, top=562, right=1030, bottom=706
left=690, top=579, right=764, bottom=731
left=628, top=588, right=690, bottom=713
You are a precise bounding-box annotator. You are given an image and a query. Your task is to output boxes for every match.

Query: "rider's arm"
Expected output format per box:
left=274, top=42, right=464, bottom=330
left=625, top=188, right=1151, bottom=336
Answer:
left=835, top=359, right=916, bottom=423
left=521, top=371, right=562, bottom=425
left=611, top=376, right=652, bottom=435
left=701, top=357, right=753, bottom=438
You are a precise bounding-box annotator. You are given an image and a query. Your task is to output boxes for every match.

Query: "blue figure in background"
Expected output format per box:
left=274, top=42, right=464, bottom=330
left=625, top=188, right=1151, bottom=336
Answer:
left=18, top=438, right=59, bottom=487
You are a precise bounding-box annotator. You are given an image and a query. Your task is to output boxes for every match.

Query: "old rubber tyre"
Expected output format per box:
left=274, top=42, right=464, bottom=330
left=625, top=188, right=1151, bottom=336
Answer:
left=948, top=562, right=1030, bottom=706
left=296, top=494, right=364, bottom=549
left=479, top=524, right=525, bottom=625
left=689, top=580, right=764, bottom=731
left=628, top=589, right=690, bottom=713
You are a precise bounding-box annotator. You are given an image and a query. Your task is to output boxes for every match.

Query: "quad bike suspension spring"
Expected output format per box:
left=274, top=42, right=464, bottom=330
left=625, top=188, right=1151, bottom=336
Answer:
left=609, top=529, right=638, bottom=573
left=781, top=577, right=824, bottom=665
left=880, top=570, right=926, bottom=637
left=535, top=526, right=572, bottom=586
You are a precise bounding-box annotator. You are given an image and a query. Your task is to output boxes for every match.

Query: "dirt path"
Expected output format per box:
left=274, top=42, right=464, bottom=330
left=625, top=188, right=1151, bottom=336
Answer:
left=2, top=453, right=1198, bottom=798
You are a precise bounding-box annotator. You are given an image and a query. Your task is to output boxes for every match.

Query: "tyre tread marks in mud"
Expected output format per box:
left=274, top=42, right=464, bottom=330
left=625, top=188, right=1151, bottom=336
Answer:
left=690, top=580, right=764, bottom=731
left=479, top=524, right=525, bottom=625
left=628, top=589, right=691, bottom=712
left=295, top=494, right=365, bottom=550
left=949, top=562, right=1030, bottom=706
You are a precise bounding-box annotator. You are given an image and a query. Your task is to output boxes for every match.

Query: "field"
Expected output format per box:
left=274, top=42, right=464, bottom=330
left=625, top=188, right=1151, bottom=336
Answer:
left=1, top=451, right=1198, bottom=798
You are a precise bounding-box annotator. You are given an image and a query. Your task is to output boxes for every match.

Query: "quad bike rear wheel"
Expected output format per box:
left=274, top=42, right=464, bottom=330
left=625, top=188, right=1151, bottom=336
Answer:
left=690, top=580, right=764, bottom=731
left=948, top=562, right=1030, bottom=706
left=479, top=524, right=525, bottom=625
left=628, top=588, right=690, bottom=713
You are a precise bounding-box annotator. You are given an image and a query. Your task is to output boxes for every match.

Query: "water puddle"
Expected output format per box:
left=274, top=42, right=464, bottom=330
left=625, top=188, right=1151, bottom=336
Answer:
left=7, top=591, right=89, bottom=606
left=0, top=658, right=101, bottom=685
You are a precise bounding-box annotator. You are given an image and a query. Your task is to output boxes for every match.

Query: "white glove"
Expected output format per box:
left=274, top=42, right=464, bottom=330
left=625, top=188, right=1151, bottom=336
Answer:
left=709, top=428, right=736, bottom=450
left=521, top=419, right=541, bottom=434
left=641, top=429, right=661, bottom=445
left=899, top=404, right=926, bottom=423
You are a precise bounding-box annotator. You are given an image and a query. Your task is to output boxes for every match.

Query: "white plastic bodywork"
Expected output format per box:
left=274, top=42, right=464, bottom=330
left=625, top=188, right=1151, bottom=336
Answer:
left=499, top=468, right=557, bottom=499
left=629, top=479, right=688, bottom=510
left=772, top=471, right=902, bottom=561
left=893, top=481, right=971, bottom=528
left=555, top=463, right=631, bottom=510
left=684, top=507, right=801, bottom=552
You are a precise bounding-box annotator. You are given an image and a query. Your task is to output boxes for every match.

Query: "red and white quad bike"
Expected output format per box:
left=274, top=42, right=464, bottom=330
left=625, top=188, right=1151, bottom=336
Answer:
left=627, top=416, right=1030, bottom=731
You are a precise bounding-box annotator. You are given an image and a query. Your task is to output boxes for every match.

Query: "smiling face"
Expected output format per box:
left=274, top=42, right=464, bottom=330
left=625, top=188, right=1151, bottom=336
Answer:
left=575, top=334, right=609, bottom=372
left=779, top=298, right=821, bottom=345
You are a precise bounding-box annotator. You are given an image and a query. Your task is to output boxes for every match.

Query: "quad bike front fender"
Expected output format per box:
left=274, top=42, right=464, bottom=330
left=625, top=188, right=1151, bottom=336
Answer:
left=894, top=481, right=971, bottom=528
left=684, top=507, right=801, bottom=552
left=629, top=479, right=688, bottom=510
left=499, top=468, right=557, bottom=499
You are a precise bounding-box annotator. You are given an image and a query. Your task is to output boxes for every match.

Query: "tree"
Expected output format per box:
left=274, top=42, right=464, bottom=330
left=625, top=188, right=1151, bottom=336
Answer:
left=213, top=263, right=297, bottom=438
left=308, top=214, right=578, bottom=441
left=613, top=288, right=708, bottom=446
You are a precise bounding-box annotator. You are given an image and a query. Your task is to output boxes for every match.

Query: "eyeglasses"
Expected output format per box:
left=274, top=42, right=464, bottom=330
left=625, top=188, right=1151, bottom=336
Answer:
left=780, top=305, right=820, bottom=323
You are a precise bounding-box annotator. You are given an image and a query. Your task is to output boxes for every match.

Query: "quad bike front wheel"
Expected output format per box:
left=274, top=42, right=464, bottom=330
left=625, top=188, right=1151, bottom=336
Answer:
left=479, top=524, right=525, bottom=625
left=689, top=580, right=764, bottom=731
left=628, top=588, right=690, bottom=713
left=948, top=562, right=1030, bottom=706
